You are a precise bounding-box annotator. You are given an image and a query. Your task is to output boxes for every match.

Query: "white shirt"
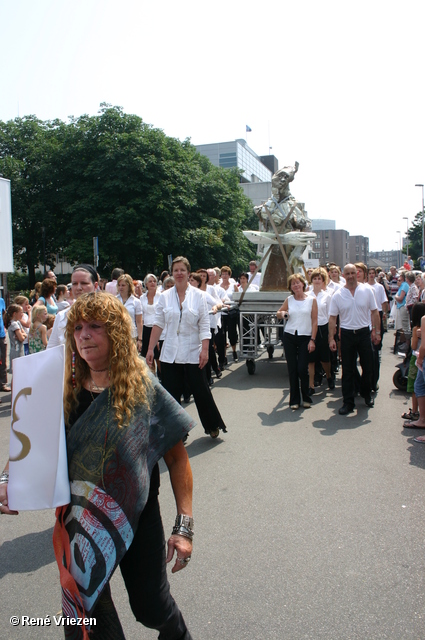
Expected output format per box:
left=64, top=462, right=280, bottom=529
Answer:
left=47, top=307, right=71, bottom=348
left=140, top=293, right=160, bottom=328
left=105, top=280, right=118, bottom=294
left=327, top=280, right=343, bottom=294
left=117, top=294, right=142, bottom=338
left=154, top=285, right=210, bottom=364
left=249, top=272, right=261, bottom=288
left=329, top=284, right=378, bottom=330
left=284, top=295, right=314, bottom=336
left=367, top=282, right=387, bottom=312
left=308, top=289, right=331, bottom=326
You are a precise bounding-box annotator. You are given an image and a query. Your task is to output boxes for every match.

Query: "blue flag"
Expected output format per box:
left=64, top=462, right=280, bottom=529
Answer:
left=246, top=125, right=252, bottom=132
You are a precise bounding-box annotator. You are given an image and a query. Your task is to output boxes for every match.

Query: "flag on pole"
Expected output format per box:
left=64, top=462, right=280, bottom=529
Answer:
left=246, top=125, right=252, bottom=132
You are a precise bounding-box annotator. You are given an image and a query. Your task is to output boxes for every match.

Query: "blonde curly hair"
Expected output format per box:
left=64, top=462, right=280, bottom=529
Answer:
left=64, top=292, right=153, bottom=427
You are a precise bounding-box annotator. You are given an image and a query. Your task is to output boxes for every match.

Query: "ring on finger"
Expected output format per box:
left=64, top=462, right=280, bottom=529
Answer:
left=177, top=556, right=191, bottom=565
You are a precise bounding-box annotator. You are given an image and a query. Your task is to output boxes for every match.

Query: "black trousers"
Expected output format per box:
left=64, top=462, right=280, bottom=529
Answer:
left=89, top=494, right=192, bottom=640
left=222, top=313, right=238, bottom=347
left=161, top=362, right=226, bottom=434
left=282, top=332, right=312, bottom=406
left=0, top=337, right=7, bottom=388
left=340, top=328, right=374, bottom=408
left=214, top=324, right=226, bottom=366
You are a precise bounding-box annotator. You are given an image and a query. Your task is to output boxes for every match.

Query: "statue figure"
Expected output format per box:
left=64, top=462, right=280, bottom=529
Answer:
left=243, top=162, right=316, bottom=291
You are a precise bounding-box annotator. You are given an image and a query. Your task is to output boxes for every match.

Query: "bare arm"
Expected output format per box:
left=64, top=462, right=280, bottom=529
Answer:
left=163, top=441, right=193, bottom=573
left=276, top=298, right=289, bottom=320
left=146, top=325, right=163, bottom=366
left=328, top=315, right=337, bottom=351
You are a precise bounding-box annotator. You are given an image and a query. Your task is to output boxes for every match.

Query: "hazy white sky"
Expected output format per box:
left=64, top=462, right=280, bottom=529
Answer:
left=1, top=0, right=424, bottom=252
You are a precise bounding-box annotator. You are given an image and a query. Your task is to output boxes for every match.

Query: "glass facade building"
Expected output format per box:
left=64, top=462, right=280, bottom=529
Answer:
left=196, top=139, right=273, bottom=183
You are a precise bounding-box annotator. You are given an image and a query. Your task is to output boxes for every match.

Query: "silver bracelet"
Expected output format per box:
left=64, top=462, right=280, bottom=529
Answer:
left=172, top=526, right=194, bottom=541
left=0, top=473, right=9, bottom=485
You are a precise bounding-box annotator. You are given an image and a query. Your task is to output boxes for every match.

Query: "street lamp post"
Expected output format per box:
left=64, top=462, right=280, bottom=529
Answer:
left=415, top=184, right=424, bottom=257
left=397, top=231, right=402, bottom=268
left=402, top=216, right=409, bottom=262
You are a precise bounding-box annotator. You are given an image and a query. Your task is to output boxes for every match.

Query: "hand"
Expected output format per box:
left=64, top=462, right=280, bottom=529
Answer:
left=137, top=339, right=142, bottom=353
left=199, top=349, right=208, bottom=369
left=146, top=348, right=154, bottom=366
left=308, top=340, right=316, bottom=353
left=329, top=339, right=337, bottom=352
left=417, top=329, right=422, bottom=338
left=166, top=534, right=193, bottom=574
left=0, top=483, right=19, bottom=516
left=372, top=333, right=381, bottom=345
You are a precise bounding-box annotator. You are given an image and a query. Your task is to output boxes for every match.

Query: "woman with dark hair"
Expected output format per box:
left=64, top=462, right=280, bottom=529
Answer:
left=48, top=264, right=99, bottom=349
left=277, top=273, right=318, bottom=410
left=147, top=256, right=227, bottom=438
left=0, top=292, right=194, bottom=639
left=34, top=278, right=58, bottom=315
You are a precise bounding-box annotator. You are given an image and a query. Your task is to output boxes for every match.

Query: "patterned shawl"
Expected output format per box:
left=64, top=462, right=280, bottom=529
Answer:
left=53, top=377, right=195, bottom=639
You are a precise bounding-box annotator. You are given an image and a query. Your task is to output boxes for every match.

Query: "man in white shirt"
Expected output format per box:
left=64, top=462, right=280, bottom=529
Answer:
left=248, top=260, right=261, bottom=289
left=105, top=268, right=124, bottom=295
left=329, top=264, right=381, bottom=415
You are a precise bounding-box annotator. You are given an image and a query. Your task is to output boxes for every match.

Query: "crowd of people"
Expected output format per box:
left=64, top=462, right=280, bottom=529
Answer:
left=1, top=257, right=425, bottom=638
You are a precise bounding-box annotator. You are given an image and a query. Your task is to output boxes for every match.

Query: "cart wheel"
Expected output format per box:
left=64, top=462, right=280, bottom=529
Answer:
left=246, top=359, right=256, bottom=375
left=267, top=346, right=274, bottom=359
left=392, top=369, right=407, bottom=392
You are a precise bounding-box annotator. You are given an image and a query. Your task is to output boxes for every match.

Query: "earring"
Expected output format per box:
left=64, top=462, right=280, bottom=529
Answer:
left=72, top=352, right=76, bottom=388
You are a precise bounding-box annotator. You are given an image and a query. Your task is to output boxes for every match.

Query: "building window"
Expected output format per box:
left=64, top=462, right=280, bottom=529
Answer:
left=314, top=242, right=321, bottom=249
left=325, top=252, right=329, bottom=259
left=325, top=242, right=329, bottom=249
left=325, top=231, right=329, bottom=238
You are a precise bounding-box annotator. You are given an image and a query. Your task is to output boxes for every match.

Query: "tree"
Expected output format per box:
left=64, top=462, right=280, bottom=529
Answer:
left=0, top=105, right=259, bottom=283
left=407, top=211, right=424, bottom=261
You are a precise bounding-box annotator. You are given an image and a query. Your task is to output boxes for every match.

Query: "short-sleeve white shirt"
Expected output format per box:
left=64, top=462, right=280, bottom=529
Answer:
left=367, top=282, right=387, bottom=312
left=329, top=284, right=378, bottom=329
left=117, top=294, right=142, bottom=337
left=140, top=293, right=160, bottom=328
left=308, top=289, right=331, bottom=326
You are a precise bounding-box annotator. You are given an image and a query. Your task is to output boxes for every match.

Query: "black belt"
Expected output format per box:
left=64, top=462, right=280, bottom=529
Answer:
left=341, top=327, right=370, bottom=335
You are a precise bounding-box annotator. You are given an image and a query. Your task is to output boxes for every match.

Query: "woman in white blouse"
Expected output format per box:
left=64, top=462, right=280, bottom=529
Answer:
left=140, top=274, right=161, bottom=372
left=307, top=267, right=334, bottom=392
left=277, top=274, right=318, bottom=410
left=116, top=274, right=143, bottom=348
left=146, top=256, right=227, bottom=439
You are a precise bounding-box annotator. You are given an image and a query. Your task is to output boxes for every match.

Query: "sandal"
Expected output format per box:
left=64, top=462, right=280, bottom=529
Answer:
left=403, top=421, right=425, bottom=429
left=210, top=429, right=220, bottom=439
left=401, top=410, right=419, bottom=420
left=414, top=436, right=425, bottom=443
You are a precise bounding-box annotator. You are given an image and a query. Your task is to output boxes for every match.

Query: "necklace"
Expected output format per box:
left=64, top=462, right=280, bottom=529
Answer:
left=90, top=377, right=109, bottom=393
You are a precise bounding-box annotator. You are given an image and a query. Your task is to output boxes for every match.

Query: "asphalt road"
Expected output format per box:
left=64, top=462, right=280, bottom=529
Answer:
left=1, top=335, right=424, bottom=640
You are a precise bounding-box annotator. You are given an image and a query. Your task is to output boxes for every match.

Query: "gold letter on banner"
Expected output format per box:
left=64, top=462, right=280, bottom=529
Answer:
left=9, top=387, right=32, bottom=462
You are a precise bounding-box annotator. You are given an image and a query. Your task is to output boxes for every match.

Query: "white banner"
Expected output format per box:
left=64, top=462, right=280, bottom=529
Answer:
left=0, top=177, right=14, bottom=273
left=8, top=345, right=71, bottom=510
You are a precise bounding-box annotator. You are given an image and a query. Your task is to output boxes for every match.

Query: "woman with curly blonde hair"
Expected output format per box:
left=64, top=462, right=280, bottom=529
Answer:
left=54, top=292, right=194, bottom=639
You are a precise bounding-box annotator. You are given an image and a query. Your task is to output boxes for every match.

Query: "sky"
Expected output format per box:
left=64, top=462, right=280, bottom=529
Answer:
left=1, top=0, right=424, bottom=253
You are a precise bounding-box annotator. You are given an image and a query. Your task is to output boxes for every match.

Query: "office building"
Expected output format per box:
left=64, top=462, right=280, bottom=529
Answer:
left=308, top=229, right=350, bottom=267
left=311, top=219, right=336, bottom=231
left=196, top=139, right=275, bottom=184
left=349, top=235, right=369, bottom=265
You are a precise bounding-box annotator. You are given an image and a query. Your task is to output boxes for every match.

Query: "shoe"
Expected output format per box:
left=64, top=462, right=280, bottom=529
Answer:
left=339, top=404, right=354, bottom=415
left=209, top=378, right=214, bottom=386
left=224, top=356, right=228, bottom=366
left=365, top=396, right=374, bottom=408
left=183, top=396, right=191, bottom=403
left=327, top=377, right=335, bottom=390
left=303, top=402, right=312, bottom=408
left=401, top=410, right=419, bottom=420
left=0, top=385, right=11, bottom=392
left=232, top=351, right=238, bottom=362
left=403, top=421, right=425, bottom=429
left=290, top=404, right=299, bottom=410
left=308, top=387, right=315, bottom=395
left=210, top=428, right=220, bottom=439
left=215, top=370, right=222, bottom=379
left=414, top=436, right=425, bottom=443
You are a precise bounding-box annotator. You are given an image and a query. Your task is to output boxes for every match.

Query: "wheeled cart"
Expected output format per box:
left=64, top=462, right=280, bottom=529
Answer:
left=231, top=291, right=289, bottom=374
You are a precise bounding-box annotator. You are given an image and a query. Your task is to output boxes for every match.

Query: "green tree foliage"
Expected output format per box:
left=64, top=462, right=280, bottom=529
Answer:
left=407, top=211, right=424, bottom=261
left=0, top=105, right=258, bottom=285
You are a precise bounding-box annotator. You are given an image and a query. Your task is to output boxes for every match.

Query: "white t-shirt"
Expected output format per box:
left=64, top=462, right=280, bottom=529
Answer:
left=308, top=289, right=331, bottom=326
left=105, top=280, right=118, bottom=294
left=47, top=307, right=71, bottom=349
left=329, top=284, right=378, bottom=329
left=249, top=272, right=261, bottom=288
left=154, top=286, right=210, bottom=364
left=367, top=282, right=387, bottom=312
left=284, top=296, right=315, bottom=336
left=139, top=293, right=160, bottom=328
left=117, top=294, right=142, bottom=338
